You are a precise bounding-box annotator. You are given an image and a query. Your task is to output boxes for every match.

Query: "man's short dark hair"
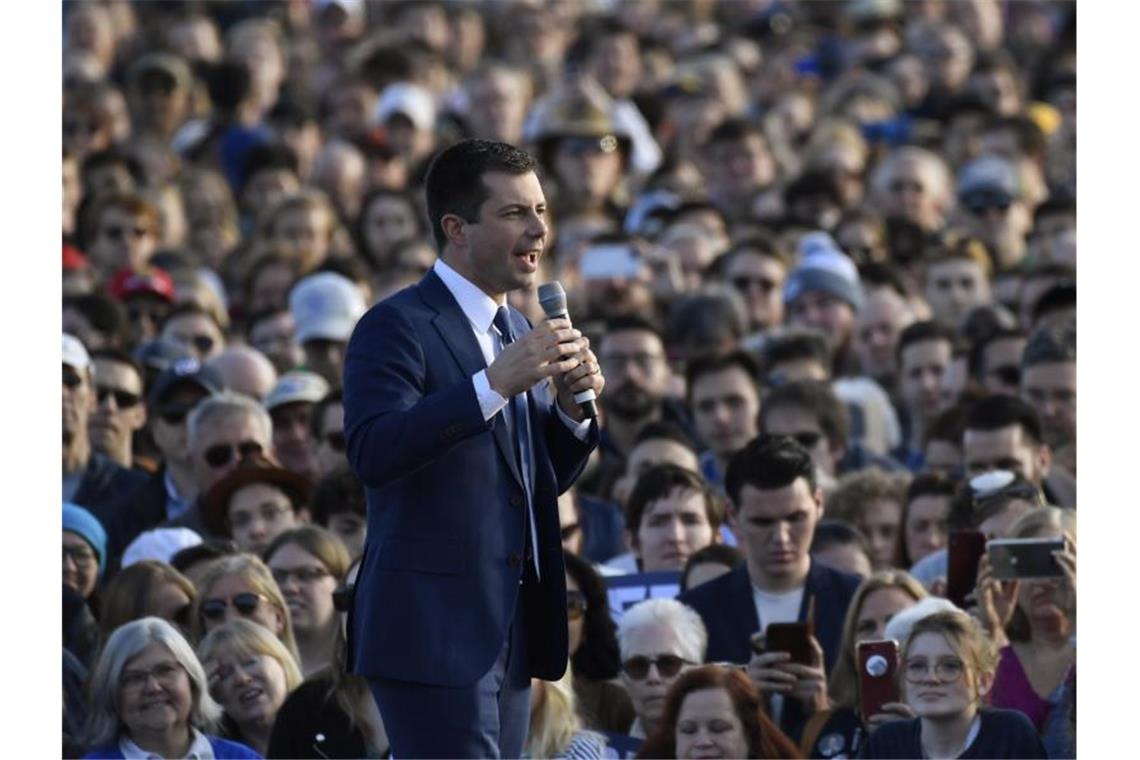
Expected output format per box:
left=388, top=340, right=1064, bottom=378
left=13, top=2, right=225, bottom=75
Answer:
left=705, top=118, right=768, bottom=151
left=1030, top=285, right=1076, bottom=325
left=632, top=420, right=698, bottom=453
left=1021, top=322, right=1076, bottom=368
left=680, top=544, right=745, bottom=591
left=310, top=388, right=344, bottom=439
left=759, top=380, right=850, bottom=452
left=725, top=434, right=817, bottom=506
left=309, top=467, right=366, bottom=525
left=89, top=348, right=145, bottom=383
left=858, top=262, right=912, bottom=298
left=423, top=139, right=537, bottom=249
left=896, top=320, right=955, bottom=364
left=685, top=351, right=760, bottom=401
left=968, top=327, right=1025, bottom=382
left=964, top=394, right=1044, bottom=444
left=667, top=292, right=748, bottom=353
left=810, top=519, right=872, bottom=559
left=64, top=294, right=131, bottom=349
left=760, top=330, right=830, bottom=377
left=924, top=403, right=970, bottom=446
left=241, top=143, right=299, bottom=191
left=626, top=463, right=725, bottom=534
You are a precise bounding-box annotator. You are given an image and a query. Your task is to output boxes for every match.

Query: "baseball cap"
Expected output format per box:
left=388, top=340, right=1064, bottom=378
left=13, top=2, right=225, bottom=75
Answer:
left=121, top=527, right=203, bottom=568
left=375, top=82, right=436, bottom=132
left=264, top=370, right=331, bottom=412
left=108, top=267, right=176, bottom=303
left=148, top=357, right=225, bottom=412
left=63, top=333, right=91, bottom=371
left=957, top=155, right=1020, bottom=211
left=289, top=272, right=366, bottom=344
left=133, top=338, right=195, bottom=375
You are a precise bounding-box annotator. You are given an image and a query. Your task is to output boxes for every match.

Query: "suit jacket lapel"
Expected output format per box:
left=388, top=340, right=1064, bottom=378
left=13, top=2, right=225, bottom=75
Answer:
left=420, top=271, right=524, bottom=488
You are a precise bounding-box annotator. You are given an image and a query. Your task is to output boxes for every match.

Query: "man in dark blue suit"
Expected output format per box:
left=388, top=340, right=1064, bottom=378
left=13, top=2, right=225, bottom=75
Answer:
left=342, top=139, right=605, bottom=758
left=678, top=434, right=861, bottom=742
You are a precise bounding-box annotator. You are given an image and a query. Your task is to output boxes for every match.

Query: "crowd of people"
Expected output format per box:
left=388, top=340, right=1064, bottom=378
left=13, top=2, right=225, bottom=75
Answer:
left=61, top=0, right=1076, bottom=757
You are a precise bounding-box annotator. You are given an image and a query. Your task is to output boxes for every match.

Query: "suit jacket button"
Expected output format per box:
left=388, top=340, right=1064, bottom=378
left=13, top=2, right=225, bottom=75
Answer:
left=510, top=493, right=523, bottom=508
left=507, top=553, right=521, bottom=568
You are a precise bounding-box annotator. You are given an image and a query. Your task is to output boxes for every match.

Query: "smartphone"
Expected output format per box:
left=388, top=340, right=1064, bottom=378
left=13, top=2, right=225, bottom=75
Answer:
left=579, top=244, right=641, bottom=281
left=988, top=538, right=1065, bottom=580
left=946, top=530, right=987, bottom=609
left=763, top=621, right=814, bottom=665
left=857, top=639, right=900, bottom=720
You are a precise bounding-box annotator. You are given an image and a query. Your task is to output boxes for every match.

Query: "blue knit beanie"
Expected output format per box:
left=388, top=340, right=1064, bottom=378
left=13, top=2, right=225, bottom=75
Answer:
left=63, top=502, right=108, bottom=579
left=783, top=232, right=865, bottom=311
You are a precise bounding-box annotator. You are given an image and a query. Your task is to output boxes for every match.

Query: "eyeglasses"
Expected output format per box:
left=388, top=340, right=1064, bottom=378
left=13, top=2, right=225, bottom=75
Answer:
left=332, top=583, right=354, bottom=613
left=903, top=657, right=965, bottom=684
left=203, top=440, right=264, bottom=469
left=230, top=503, right=292, bottom=529
left=63, top=545, right=97, bottom=565
left=622, top=654, right=693, bottom=680
left=731, top=276, right=777, bottom=293
left=63, top=368, right=84, bottom=389
left=567, top=590, right=588, bottom=621
left=786, top=431, right=824, bottom=450
left=323, top=431, right=346, bottom=452
left=120, top=662, right=184, bottom=691
left=96, top=386, right=142, bottom=408
left=200, top=592, right=267, bottom=622
left=272, top=566, right=332, bottom=586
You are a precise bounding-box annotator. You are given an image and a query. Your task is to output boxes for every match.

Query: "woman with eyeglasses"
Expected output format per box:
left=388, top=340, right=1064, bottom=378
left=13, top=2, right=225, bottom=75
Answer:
left=564, top=552, right=635, bottom=733
left=796, top=571, right=926, bottom=758
left=268, top=558, right=392, bottom=758
left=198, top=619, right=303, bottom=758
left=64, top=502, right=108, bottom=610
left=193, top=553, right=301, bottom=665
left=859, top=608, right=1046, bottom=759
left=99, top=560, right=197, bottom=643
left=263, top=526, right=351, bottom=677
left=637, top=665, right=801, bottom=759
left=80, top=617, right=259, bottom=759
left=201, top=454, right=312, bottom=557
left=981, top=508, right=1076, bottom=758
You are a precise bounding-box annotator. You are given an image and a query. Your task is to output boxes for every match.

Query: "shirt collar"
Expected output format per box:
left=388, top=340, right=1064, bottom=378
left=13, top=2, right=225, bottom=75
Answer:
left=433, top=259, right=502, bottom=335
left=119, top=728, right=215, bottom=759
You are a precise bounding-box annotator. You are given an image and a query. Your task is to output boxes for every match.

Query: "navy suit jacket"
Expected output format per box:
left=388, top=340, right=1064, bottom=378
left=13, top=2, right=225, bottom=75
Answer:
left=678, top=560, right=861, bottom=738
left=342, top=271, right=598, bottom=687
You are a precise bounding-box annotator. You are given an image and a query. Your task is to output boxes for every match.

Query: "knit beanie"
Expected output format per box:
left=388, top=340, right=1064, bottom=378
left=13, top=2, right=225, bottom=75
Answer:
left=63, top=502, right=108, bottom=580
left=783, top=232, right=865, bottom=311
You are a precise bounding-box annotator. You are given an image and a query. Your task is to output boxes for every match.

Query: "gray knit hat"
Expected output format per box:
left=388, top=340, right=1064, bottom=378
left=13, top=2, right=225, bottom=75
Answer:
left=783, top=232, right=865, bottom=311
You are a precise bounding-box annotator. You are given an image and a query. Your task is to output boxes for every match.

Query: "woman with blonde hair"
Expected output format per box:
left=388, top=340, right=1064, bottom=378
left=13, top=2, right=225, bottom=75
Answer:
left=524, top=668, right=606, bottom=759
left=81, top=617, right=258, bottom=759
left=193, top=553, right=300, bottom=664
left=799, top=570, right=927, bottom=757
left=264, top=525, right=351, bottom=676
left=199, top=619, right=303, bottom=757
left=861, top=609, right=1046, bottom=758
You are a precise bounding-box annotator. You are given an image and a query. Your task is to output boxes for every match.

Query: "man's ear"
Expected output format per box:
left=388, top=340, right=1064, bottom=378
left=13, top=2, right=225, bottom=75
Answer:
left=813, top=487, right=826, bottom=518
left=440, top=214, right=467, bottom=247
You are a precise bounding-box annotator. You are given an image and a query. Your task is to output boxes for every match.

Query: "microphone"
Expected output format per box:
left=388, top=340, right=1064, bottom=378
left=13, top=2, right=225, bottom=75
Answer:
left=537, top=281, right=598, bottom=419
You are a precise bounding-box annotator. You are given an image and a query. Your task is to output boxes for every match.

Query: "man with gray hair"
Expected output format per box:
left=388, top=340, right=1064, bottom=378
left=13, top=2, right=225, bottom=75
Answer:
left=164, top=391, right=274, bottom=537
left=616, top=598, right=708, bottom=741
left=869, top=146, right=954, bottom=234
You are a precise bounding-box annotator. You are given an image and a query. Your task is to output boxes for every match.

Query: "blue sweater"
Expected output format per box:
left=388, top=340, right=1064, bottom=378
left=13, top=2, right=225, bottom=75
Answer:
left=82, top=734, right=261, bottom=759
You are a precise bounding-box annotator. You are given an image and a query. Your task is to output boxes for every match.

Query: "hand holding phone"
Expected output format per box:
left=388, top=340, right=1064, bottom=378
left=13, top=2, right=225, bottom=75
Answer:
left=987, top=537, right=1066, bottom=580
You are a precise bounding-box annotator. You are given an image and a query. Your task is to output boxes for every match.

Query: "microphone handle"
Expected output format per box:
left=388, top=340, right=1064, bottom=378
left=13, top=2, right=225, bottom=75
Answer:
left=547, top=309, right=598, bottom=419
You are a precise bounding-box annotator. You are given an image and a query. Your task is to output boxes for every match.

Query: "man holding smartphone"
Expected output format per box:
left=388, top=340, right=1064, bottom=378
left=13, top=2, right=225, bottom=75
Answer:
left=678, top=435, right=861, bottom=741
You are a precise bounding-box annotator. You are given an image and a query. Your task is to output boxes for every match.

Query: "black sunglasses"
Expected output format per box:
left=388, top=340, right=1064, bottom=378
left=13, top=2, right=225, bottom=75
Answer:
left=200, top=592, right=264, bottom=622
left=96, top=386, right=142, bottom=408
left=203, top=441, right=264, bottom=469
left=731, top=275, right=777, bottom=293
left=622, top=654, right=692, bottom=680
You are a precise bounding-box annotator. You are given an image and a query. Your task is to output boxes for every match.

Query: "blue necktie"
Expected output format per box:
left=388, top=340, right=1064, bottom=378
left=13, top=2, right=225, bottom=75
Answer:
left=493, top=306, right=541, bottom=580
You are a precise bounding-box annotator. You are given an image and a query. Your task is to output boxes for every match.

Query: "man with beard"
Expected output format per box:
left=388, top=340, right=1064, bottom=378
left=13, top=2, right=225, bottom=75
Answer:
left=592, top=316, right=692, bottom=499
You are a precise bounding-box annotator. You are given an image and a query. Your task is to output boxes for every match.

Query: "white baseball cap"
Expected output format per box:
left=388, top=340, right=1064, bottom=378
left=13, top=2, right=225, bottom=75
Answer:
left=63, top=333, right=91, bottom=371
left=289, top=272, right=367, bottom=344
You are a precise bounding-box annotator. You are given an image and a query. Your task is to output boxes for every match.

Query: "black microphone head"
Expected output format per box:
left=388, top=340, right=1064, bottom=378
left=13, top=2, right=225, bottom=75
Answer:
left=538, top=281, right=568, bottom=318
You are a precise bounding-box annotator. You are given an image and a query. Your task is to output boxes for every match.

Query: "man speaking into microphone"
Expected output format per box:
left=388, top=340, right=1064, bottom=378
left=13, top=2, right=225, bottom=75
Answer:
left=342, top=139, right=605, bottom=758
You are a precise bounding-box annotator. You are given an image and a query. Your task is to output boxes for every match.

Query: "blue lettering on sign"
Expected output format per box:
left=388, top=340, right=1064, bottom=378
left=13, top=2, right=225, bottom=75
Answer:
left=604, top=570, right=682, bottom=626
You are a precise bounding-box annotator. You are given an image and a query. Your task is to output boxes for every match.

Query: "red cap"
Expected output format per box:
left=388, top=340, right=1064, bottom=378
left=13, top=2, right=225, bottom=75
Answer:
left=108, top=267, right=176, bottom=303
left=62, top=243, right=90, bottom=271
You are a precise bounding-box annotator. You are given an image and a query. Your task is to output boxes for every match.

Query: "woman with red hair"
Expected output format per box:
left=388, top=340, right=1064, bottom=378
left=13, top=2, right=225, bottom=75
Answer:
left=637, top=664, right=801, bottom=759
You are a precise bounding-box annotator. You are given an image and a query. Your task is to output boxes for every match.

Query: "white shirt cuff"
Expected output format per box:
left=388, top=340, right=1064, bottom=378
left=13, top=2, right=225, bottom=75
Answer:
left=554, top=400, right=592, bottom=441
left=473, top=370, right=509, bottom=421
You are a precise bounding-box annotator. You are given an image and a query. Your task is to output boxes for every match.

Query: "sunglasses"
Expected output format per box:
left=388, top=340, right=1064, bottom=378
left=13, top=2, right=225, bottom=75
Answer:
left=787, top=431, right=824, bottom=450
left=63, top=368, right=84, bottom=388
left=332, top=583, right=354, bottom=613
left=200, top=592, right=266, bottom=622
left=622, top=654, right=692, bottom=680
left=567, top=590, right=588, bottom=621
left=272, top=566, right=332, bottom=586
left=96, top=386, right=142, bottom=408
left=731, top=276, right=777, bottom=293
left=323, top=431, right=346, bottom=452
left=203, top=440, right=264, bottom=469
